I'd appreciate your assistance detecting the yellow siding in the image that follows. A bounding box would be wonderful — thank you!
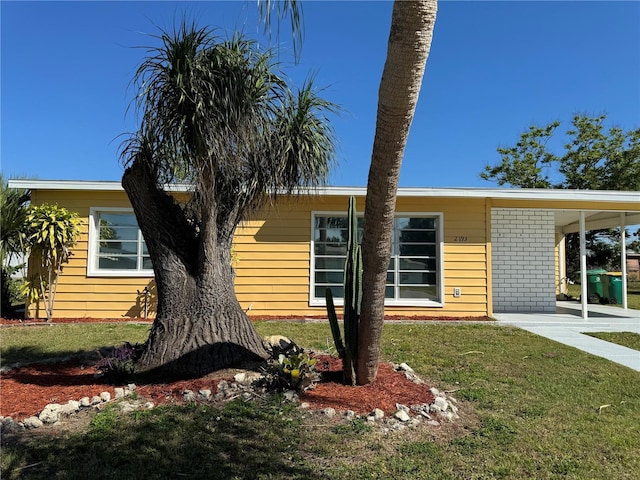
[27,190,492,319]
[27,190,155,319]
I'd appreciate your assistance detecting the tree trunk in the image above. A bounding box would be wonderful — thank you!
[122,161,268,378]
[357,0,437,385]
[138,267,268,378]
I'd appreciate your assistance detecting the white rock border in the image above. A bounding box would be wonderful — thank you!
[0,360,459,434]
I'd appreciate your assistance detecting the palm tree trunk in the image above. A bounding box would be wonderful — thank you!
[357,0,438,385]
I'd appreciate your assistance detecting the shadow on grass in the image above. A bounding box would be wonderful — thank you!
[0,346,101,367]
[2,399,324,480]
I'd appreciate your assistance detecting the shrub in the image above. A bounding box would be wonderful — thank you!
[262,340,318,392]
[22,203,80,321]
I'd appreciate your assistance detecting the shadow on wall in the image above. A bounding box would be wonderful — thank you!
[125,280,157,318]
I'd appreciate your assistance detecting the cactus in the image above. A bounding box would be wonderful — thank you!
[326,196,362,385]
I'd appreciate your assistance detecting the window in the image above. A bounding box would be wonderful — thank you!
[311,212,443,306]
[88,208,153,277]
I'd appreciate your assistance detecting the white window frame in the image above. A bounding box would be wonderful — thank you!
[309,211,444,307]
[87,207,154,277]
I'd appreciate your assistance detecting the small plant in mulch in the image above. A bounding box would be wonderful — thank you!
[96,342,143,383]
[260,338,318,392]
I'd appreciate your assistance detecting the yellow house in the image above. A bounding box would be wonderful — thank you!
[9,180,640,320]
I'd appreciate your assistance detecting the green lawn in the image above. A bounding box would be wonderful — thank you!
[584,332,640,351]
[2,322,639,479]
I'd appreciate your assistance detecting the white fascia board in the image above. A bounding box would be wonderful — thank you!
[7,180,639,205]
[7,179,192,193]
[311,186,639,204]
[8,179,124,191]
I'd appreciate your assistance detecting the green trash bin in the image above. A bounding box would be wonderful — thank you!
[585,269,607,303]
[605,272,623,304]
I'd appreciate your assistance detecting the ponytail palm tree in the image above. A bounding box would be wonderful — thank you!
[121,22,337,377]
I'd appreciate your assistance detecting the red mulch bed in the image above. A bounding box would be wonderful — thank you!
[301,355,434,414]
[1,319,437,421]
[1,355,433,421]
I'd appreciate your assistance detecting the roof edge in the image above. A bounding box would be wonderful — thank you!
[7,180,639,203]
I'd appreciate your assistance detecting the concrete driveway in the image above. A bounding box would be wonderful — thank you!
[495,301,640,371]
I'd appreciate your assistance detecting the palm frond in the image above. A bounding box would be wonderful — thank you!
[121,19,337,233]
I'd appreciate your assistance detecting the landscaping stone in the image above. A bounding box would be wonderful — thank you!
[39,404,63,424]
[120,401,140,414]
[198,389,212,401]
[394,409,411,422]
[4,357,462,437]
[321,407,336,418]
[23,416,44,429]
[283,390,298,402]
[62,400,80,415]
[1,417,24,433]
[370,408,385,420]
[183,390,196,402]
[234,372,261,386]
[432,396,449,412]
[264,335,295,351]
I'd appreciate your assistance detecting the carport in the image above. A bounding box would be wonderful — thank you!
[490,189,640,320]
[556,208,640,319]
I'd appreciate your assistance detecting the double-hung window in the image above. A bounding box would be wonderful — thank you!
[311,212,443,306]
[87,208,153,277]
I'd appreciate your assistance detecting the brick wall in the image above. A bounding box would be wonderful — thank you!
[491,209,556,313]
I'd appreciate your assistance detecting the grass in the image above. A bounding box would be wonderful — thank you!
[0,323,150,366]
[584,332,640,351]
[2,321,640,479]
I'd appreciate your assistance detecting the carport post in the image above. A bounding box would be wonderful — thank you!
[621,213,628,310]
[580,211,588,319]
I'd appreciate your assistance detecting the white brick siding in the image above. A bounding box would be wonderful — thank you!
[492,209,556,313]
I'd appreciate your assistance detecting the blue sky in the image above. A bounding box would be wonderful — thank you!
[2,1,639,188]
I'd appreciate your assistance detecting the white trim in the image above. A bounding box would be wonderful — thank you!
[7,179,192,193]
[620,213,628,310]
[579,212,588,319]
[11,180,124,191]
[309,211,444,308]
[87,207,154,278]
[8,179,639,204]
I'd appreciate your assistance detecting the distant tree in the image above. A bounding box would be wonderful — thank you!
[120,22,337,377]
[481,114,640,277]
[481,114,640,190]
